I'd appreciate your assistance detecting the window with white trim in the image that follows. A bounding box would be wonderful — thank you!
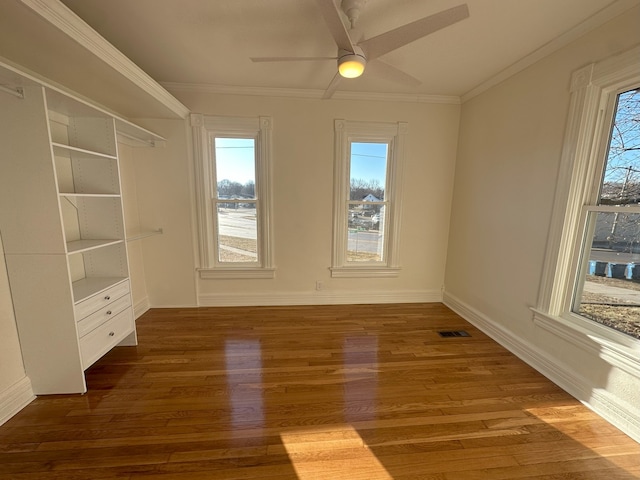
[572,88,640,338]
[331,119,406,278]
[191,114,274,279]
[533,46,640,348]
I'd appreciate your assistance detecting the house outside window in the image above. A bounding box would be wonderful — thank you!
[331,119,407,278]
[191,114,275,279]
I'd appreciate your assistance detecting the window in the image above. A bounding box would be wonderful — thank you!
[214,137,258,263]
[331,119,407,277]
[572,89,640,338]
[191,114,274,279]
[534,46,640,349]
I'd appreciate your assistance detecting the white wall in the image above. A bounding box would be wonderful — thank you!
[152,93,460,306]
[119,142,151,317]
[126,119,199,308]
[0,232,34,425]
[444,7,640,441]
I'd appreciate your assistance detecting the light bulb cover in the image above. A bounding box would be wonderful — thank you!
[338,51,366,78]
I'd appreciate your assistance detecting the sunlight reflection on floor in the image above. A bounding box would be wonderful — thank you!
[280,425,393,480]
[524,405,640,472]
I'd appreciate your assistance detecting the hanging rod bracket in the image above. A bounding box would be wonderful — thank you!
[0,85,24,99]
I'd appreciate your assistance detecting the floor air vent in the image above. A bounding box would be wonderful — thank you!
[438,330,471,338]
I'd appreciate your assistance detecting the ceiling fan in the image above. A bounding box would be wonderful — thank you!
[250,0,470,99]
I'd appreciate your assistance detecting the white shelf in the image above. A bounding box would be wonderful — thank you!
[72,277,128,304]
[59,193,120,198]
[51,142,117,160]
[115,119,166,148]
[126,228,163,242]
[66,239,123,254]
[0,67,160,394]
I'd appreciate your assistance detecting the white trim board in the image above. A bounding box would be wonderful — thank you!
[461,0,640,102]
[163,82,460,105]
[133,297,150,320]
[443,291,640,444]
[19,0,189,119]
[199,289,442,307]
[0,377,35,427]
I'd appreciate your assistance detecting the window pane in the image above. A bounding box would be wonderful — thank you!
[347,228,384,262]
[347,142,387,263]
[347,205,385,262]
[350,142,387,201]
[574,211,640,339]
[217,205,257,263]
[599,89,640,206]
[215,138,256,200]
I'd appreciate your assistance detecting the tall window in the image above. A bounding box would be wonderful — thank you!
[331,120,406,277]
[192,115,274,279]
[348,142,388,262]
[572,89,640,338]
[534,46,640,349]
[214,137,258,264]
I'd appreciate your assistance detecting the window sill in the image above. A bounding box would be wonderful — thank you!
[531,307,640,376]
[198,267,276,280]
[330,266,400,278]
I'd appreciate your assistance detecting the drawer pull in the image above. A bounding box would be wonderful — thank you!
[106,310,112,315]
[108,331,115,337]
[104,295,111,300]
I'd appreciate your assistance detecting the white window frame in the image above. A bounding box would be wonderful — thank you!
[331,119,407,278]
[191,114,275,279]
[532,46,640,369]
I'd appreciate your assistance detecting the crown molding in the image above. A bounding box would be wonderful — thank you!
[161,82,461,105]
[461,0,640,103]
[19,0,190,119]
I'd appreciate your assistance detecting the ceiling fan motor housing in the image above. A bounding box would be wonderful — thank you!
[338,46,367,78]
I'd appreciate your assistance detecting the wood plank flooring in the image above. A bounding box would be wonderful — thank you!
[1,303,638,479]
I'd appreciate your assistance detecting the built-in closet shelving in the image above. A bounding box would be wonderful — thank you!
[0,63,165,395]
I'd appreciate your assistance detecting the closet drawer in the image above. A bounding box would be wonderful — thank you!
[80,308,134,369]
[77,294,131,337]
[74,280,130,320]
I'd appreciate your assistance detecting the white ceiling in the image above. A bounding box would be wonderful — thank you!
[0,0,638,118]
[58,0,638,100]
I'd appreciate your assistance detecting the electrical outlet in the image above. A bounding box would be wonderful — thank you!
[316,281,324,291]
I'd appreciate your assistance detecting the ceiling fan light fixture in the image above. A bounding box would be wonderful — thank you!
[338,49,366,78]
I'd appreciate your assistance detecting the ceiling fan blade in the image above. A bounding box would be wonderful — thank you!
[322,72,342,99]
[251,56,336,62]
[314,0,356,52]
[369,59,421,87]
[360,4,469,60]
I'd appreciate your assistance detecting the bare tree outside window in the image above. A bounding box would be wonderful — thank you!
[600,89,640,207]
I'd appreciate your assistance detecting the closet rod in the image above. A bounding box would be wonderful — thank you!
[0,85,24,99]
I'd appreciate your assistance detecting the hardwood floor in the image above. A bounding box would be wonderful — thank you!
[1,303,638,479]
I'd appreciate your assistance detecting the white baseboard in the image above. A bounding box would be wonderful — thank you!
[199,289,442,307]
[133,296,150,319]
[0,376,35,426]
[443,291,640,444]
